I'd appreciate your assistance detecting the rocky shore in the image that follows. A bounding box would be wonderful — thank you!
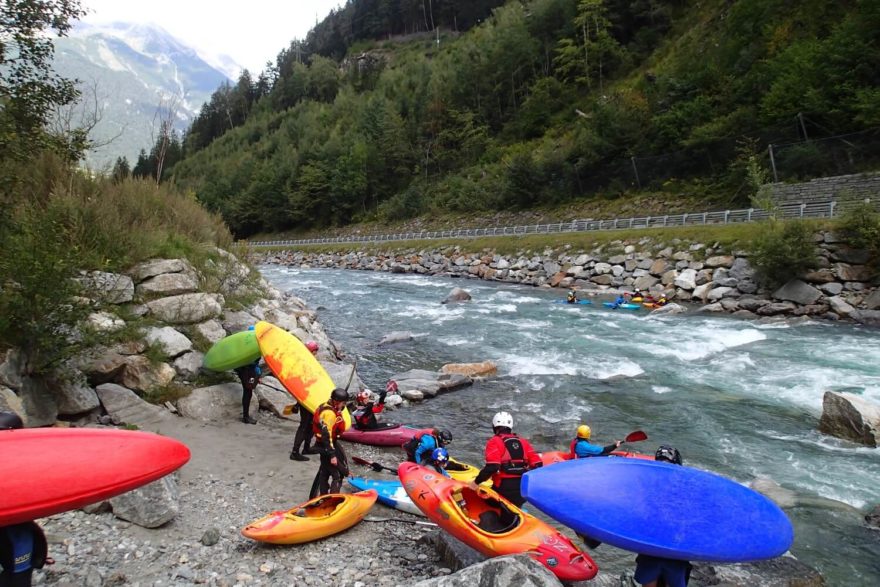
[257,228,880,326]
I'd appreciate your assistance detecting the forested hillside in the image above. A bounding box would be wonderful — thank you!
[165,0,880,237]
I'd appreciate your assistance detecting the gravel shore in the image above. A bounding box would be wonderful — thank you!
[34,415,447,586]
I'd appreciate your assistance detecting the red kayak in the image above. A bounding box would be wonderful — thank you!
[340,424,432,447]
[1,428,190,526]
[540,449,654,466]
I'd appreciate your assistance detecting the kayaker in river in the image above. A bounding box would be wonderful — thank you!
[631,445,691,587]
[309,387,350,498]
[570,424,622,458]
[426,447,469,477]
[472,411,542,507]
[404,428,453,464]
[566,289,577,303]
[289,341,321,461]
[351,381,391,430]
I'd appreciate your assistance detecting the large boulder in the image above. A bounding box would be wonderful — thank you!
[76,270,134,304]
[136,272,199,297]
[412,554,560,587]
[146,293,224,324]
[128,259,193,283]
[440,361,498,378]
[256,376,294,418]
[321,361,364,396]
[818,391,880,447]
[54,372,100,416]
[391,369,472,398]
[95,383,173,426]
[193,320,227,344]
[693,556,824,587]
[221,310,259,334]
[109,474,179,528]
[0,348,26,389]
[172,351,204,379]
[673,268,697,290]
[379,331,415,346]
[143,327,193,358]
[118,356,176,393]
[866,504,880,529]
[0,385,25,424]
[650,303,687,315]
[17,376,58,427]
[176,383,259,423]
[773,279,822,306]
[852,309,880,327]
[442,287,472,304]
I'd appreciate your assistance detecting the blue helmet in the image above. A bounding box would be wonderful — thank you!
[431,447,449,464]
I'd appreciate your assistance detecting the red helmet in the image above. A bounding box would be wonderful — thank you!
[385,380,398,393]
[357,390,371,404]
[305,341,319,354]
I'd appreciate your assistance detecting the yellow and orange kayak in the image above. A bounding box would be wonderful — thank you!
[254,321,352,429]
[241,490,378,544]
[398,463,597,582]
[447,458,492,488]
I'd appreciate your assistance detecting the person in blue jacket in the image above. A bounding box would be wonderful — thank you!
[613,295,627,308]
[569,424,621,458]
[426,447,469,477]
[404,429,453,465]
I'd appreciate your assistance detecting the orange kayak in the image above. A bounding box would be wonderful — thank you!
[241,490,377,544]
[540,449,655,466]
[398,463,597,582]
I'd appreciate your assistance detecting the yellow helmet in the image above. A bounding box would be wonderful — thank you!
[577,424,591,439]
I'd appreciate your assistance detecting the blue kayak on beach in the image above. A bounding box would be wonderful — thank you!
[521,458,793,562]
[347,476,423,516]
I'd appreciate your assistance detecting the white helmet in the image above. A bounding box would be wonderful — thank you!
[492,411,513,429]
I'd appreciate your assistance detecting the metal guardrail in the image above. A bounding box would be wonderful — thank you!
[248,199,864,248]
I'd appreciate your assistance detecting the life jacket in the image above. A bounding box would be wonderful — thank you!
[497,433,528,478]
[354,403,377,429]
[312,403,345,440]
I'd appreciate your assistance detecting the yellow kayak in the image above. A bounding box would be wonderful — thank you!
[241,490,377,544]
[448,458,492,488]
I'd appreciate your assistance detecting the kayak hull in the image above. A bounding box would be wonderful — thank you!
[522,459,793,562]
[255,321,351,429]
[242,490,378,544]
[202,330,261,371]
[347,477,424,516]
[603,302,641,310]
[0,428,190,526]
[398,463,597,582]
[341,425,432,447]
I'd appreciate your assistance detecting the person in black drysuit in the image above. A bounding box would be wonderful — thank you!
[289,341,321,461]
[234,359,260,424]
[0,412,49,587]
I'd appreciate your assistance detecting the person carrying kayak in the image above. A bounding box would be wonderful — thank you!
[426,447,470,477]
[289,341,321,461]
[472,411,542,507]
[234,359,261,424]
[351,380,392,430]
[309,387,350,498]
[632,445,691,587]
[404,428,453,465]
[566,289,578,304]
[0,412,50,587]
[570,424,622,458]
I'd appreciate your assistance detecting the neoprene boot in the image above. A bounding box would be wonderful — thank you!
[289,451,309,461]
[302,445,320,455]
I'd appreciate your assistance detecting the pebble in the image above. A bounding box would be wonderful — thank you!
[37,472,438,586]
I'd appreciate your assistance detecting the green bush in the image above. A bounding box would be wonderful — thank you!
[749,220,818,288]
[838,202,880,252]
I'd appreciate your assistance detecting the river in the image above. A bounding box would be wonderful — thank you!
[261,265,879,585]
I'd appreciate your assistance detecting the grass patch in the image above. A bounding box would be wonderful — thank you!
[143,382,192,405]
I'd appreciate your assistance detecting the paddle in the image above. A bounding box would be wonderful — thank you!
[623,430,647,443]
[352,456,397,474]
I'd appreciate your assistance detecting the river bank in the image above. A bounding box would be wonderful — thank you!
[256,228,880,327]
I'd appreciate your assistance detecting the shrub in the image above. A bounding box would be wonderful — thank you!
[748,219,818,288]
[838,202,880,252]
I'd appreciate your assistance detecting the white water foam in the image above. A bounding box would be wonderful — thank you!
[652,385,673,394]
[645,328,767,361]
[474,303,518,314]
[584,358,645,381]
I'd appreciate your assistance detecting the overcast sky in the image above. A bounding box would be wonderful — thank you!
[79,0,344,74]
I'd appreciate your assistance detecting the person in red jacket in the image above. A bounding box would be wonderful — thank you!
[472,411,542,507]
[351,381,391,430]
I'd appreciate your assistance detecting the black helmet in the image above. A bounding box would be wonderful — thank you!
[330,388,348,402]
[0,411,24,430]
[438,429,453,446]
[655,445,682,465]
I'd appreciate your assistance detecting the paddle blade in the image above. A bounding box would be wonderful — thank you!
[624,430,647,443]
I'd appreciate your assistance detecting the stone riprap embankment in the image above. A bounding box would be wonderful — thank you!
[258,229,880,325]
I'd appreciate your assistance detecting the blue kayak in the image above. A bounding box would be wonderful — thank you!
[347,477,423,516]
[521,459,793,562]
[603,302,640,310]
[554,299,593,305]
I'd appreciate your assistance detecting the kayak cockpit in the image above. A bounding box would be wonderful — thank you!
[293,495,346,519]
[453,488,521,534]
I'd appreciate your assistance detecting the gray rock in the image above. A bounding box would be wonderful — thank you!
[0,348,26,390]
[76,270,134,304]
[193,319,227,344]
[442,287,472,304]
[221,311,259,334]
[773,280,822,306]
[827,296,855,317]
[18,376,58,427]
[697,303,725,313]
[757,302,797,316]
[738,297,770,312]
[851,309,880,327]
[593,262,612,275]
[866,504,880,529]
[95,383,173,426]
[707,286,735,301]
[673,268,697,290]
[200,527,221,546]
[86,311,125,332]
[728,257,755,281]
[705,255,735,268]
[697,556,825,586]
[830,246,871,265]
[648,259,669,276]
[835,263,873,282]
[128,259,191,283]
[109,474,179,528]
[0,386,25,424]
[413,554,561,587]
[736,280,759,294]
[804,269,836,283]
[401,389,424,401]
[650,303,686,315]
[633,275,659,290]
[172,351,204,379]
[256,376,294,418]
[136,272,199,297]
[818,391,880,447]
[54,372,100,416]
[143,327,193,358]
[146,293,224,324]
[863,289,880,310]
[321,361,363,396]
[118,356,176,392]
[379,331,415,346]
[176,383,258,423]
